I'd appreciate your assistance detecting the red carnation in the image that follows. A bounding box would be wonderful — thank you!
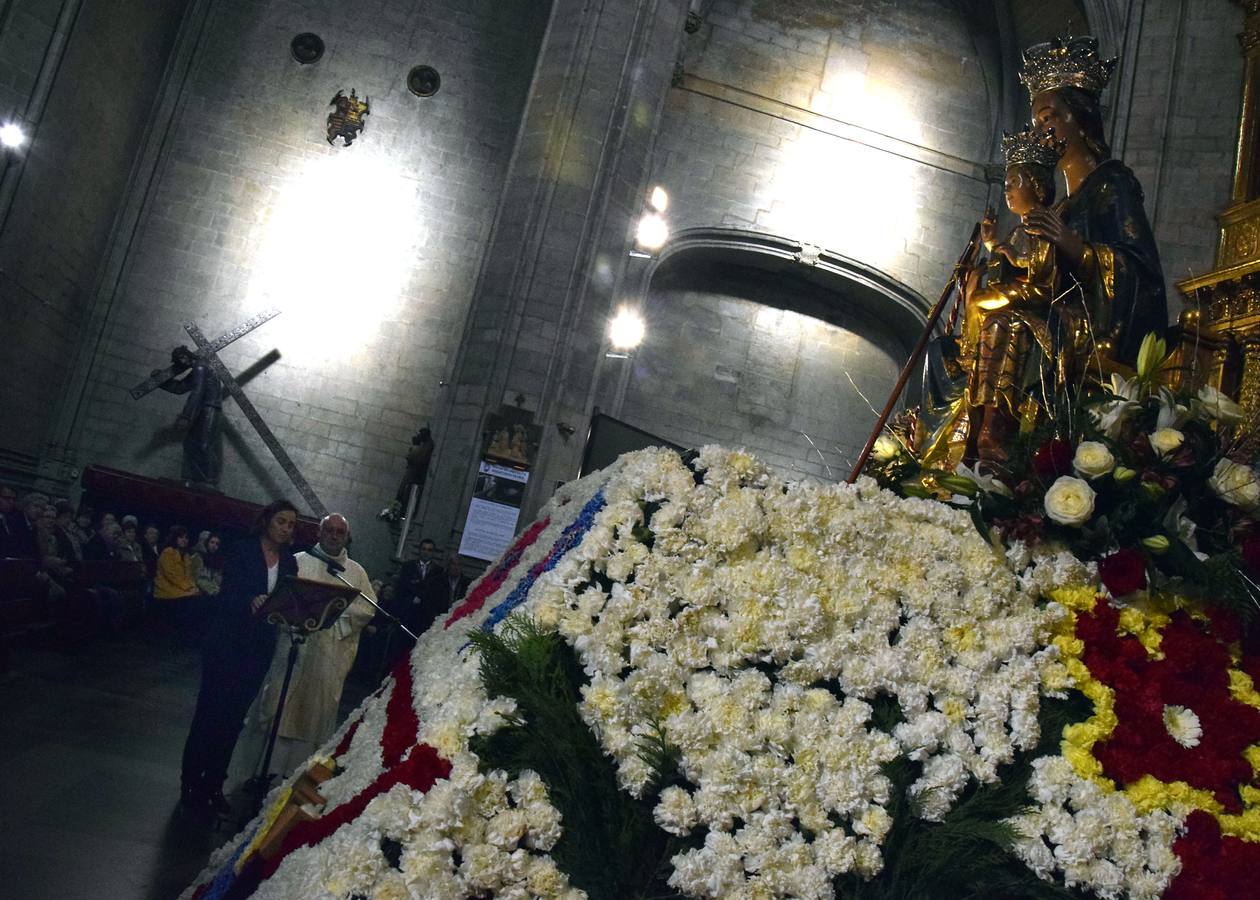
[1032,438,1073,479]
[1098,548,1147,596]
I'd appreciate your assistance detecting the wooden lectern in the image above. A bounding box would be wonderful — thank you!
[247,576,359,794]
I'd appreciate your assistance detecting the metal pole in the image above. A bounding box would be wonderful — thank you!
[847,222,982,484]
[393,483,420,560]
[256,629,302,784]
[327,569,418,642]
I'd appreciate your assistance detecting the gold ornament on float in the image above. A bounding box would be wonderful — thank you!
[326,89,369,146]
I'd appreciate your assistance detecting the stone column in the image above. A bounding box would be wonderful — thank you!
[417,0,689,550]
[1233,0,1260,205]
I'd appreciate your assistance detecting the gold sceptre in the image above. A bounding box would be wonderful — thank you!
[847,221,983,483]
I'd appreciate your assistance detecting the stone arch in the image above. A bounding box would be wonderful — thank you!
[612,227,929,480]
[645,227,929,347]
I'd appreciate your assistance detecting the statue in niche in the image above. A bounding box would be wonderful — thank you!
[925,36,1168,467]
[327,89,369,146]
[380,426,434,522]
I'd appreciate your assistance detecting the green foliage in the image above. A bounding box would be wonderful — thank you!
[835,692,1093,900]
[469,618,685,900]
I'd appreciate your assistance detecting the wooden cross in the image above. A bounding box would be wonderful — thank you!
[128,310,328,517]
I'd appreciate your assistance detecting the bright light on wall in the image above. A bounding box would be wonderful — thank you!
[246,151,423,364]
[648,185,669,212]
[608,306,645,351]
[635,212,669,250]
[772,129,916,272]
[0,123,25,148]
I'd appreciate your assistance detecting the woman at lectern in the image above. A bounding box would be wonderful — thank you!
[179,499,298,816]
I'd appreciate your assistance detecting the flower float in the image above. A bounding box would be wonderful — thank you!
[183,334,1260,899]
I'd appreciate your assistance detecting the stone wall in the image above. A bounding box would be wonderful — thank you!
[5,0,1249,570]
[0,0,189,465]
[651,0,1004,301]
[617,275,904,479]
[54,0,549,571]
[412,0,692,551]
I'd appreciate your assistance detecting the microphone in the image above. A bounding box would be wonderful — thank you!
[306,544,346,574]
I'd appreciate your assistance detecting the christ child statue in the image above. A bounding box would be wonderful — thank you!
[963,126,1065,462]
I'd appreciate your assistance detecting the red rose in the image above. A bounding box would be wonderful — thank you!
[1032,438,1073,479]
[1098,548,1146,596]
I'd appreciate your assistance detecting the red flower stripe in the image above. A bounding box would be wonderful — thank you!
[211,653,446,898]
[258,744,451,883]
[381,657,419,769]
[1166,810,1260,899]
[331,716,361,759]
[1076,605,1260,811]
[444,517,550,628]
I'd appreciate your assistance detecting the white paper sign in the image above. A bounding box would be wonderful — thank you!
[458,461,530,561]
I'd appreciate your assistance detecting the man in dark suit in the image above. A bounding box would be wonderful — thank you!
[5,492,45,560]
[443,553,471,607]
[394,537,447,638]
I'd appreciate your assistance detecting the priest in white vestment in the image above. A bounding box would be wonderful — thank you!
[235,513,376,780]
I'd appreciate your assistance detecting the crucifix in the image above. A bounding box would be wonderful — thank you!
[129,309,328,518]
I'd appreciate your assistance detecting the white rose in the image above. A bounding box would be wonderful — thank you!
[1197,385,1244,425]
[1208,458,1260,510]
[1072,441,1115,479]
[872,434,900,462]
[1148,428,1184,458]
[1044,476,1096,527]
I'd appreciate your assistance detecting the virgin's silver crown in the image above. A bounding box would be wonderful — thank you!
[1019,36,1116,97]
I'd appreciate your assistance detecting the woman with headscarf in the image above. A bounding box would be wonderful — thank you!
[190,531,225,597]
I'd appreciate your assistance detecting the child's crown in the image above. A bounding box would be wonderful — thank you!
[1001,127,1065,171]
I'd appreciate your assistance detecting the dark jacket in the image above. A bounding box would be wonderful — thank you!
[395,559,449,635]
[209,537,296,660]
[444,573,471,605]
[3,511,40,560]
[82,534,120,561]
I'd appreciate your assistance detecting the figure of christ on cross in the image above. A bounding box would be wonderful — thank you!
[129,310,328,518]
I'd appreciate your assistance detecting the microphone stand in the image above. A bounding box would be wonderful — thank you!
[309,548,419,641]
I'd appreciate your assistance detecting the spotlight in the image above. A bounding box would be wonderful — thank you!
[648,185,669,212]
[608,306,645,351]
[0,123,25,148]
[635,212,668,251]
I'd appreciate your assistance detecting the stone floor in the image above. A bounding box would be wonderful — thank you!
[0,627,378,899]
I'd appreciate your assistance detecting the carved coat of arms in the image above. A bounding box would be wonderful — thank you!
[326,89,369,146]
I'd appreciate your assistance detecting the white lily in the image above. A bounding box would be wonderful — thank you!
[1154,387,1188,431]
[1196,385,1245,425]
[1091,373,1141,439]
[954,461,1014,498]
[1162,497,1207,561]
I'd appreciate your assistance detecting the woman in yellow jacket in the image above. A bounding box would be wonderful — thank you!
[155,525,200,644]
